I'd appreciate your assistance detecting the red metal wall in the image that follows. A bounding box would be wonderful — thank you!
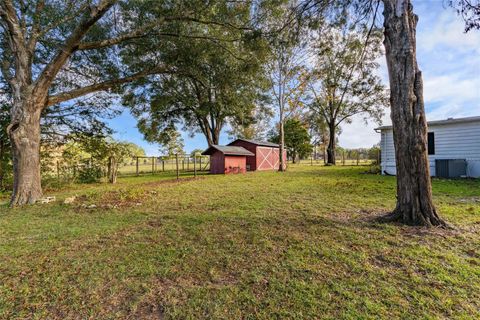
[256,146,280,171]
[227,140,287,171]
[209,151,225,174]
[224,155,247,174]
[228,140,257,171]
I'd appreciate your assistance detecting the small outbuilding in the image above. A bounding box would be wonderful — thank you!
[227,139,287,171]
[202,145,254,174]
[376,116,480,178]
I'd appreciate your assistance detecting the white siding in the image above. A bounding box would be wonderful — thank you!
[380,120,480,178]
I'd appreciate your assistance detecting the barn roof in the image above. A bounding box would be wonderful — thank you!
[228,138,280,148]
[201,145,255,156]
[375,116,480,131]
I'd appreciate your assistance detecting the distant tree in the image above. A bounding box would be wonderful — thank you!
[158,128,185,158]
[76,136,139,184]
[368,144,381,163]
[264,2,312,171]
[303,110,331,163]
[270,118,312,163]
[308,24,388,165]
[190,149,204,158]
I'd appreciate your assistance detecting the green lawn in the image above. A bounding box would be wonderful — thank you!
[0,165,479,319]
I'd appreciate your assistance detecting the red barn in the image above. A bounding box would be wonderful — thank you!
[227,139,286,171]
[202,145,254,174]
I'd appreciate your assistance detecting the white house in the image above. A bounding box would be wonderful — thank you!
[376,116,480,178]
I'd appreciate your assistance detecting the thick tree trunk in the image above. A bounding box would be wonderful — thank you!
[327,122,336,165]
[382,0,446,226]
[8,97,43,206]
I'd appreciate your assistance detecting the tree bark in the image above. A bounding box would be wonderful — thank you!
[0,138,4,190]
[278,99,286,171]
[382,0,446,226]
[8,95,44,206]
[108,156,117,184]
[327,122,336,165]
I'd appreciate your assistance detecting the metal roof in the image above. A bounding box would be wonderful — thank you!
[201,145,255,156]
[228,138,280,148]
[375,116,480,131]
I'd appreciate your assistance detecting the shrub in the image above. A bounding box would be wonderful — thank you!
[77,164,103,183]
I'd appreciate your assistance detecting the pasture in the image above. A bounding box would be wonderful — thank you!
[0,165,479,319]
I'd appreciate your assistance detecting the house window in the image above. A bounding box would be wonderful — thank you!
[428,132,435,155]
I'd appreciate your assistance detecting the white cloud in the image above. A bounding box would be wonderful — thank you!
[416,7,480,54]
[424,74,480,106]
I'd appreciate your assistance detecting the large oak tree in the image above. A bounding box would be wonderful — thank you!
[0,0,255,205]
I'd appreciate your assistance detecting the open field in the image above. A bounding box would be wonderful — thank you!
[0,165,479,319]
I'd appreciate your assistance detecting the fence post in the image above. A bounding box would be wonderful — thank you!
[136,157,139,176]
[151,156,155,174]
[199,157,202,171]
[187,157,190,171]
[342,152,345,165]
[182,159,185,171]
[377,149,381,165]
[176,154,179,180]
[193,156,197,178]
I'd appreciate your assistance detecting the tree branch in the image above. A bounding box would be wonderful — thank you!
[46,66,174,107]
[0,0,30,83]
[35,0,117,94]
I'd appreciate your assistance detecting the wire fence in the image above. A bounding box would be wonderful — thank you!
[299,149,381,166]
[45,154,210,185]
[117,155,210,177]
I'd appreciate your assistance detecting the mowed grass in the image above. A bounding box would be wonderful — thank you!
[0,165,479,319]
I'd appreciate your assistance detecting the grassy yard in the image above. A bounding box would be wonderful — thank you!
[0,165,479,319]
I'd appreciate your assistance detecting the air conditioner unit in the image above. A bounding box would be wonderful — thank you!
[435,159,467,178]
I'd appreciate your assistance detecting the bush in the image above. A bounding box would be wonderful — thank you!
[77,165,103,183]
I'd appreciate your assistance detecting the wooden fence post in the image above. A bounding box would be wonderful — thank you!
[187,157,190,171]
[136,157,139,176]
[152,156,155,174]
[193,156,197,178]
[199,157,202,171]
[162,159,165,172]
[176,154,179,180]
[342,152,345,165]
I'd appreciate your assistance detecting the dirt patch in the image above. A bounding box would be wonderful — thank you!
[142,177,205,188]
[73,190,153,211]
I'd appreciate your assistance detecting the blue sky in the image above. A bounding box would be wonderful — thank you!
[107,1,480,155]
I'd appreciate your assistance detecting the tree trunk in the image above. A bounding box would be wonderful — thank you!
[278,113,285,172]
[327,122,336,165]
[382,0,446,226]
[8,98,43,206]
[0,138,4,190]
[108,156,117,184]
